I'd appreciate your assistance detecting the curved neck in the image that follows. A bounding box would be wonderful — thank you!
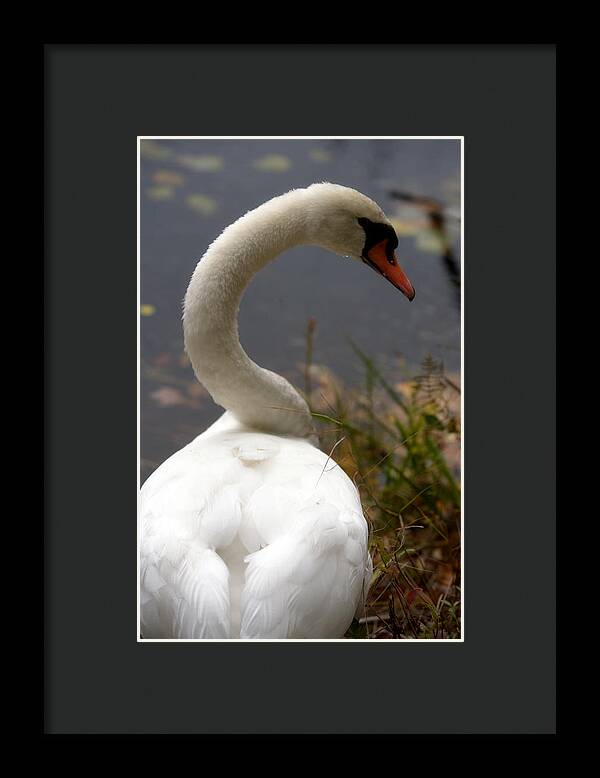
[183,188,317,440]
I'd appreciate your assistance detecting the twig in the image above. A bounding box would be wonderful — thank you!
[315,436,346,488]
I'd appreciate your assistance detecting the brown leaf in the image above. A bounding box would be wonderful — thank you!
[150,387,186,407]
[152,169,185,187]
[151,353,172,367]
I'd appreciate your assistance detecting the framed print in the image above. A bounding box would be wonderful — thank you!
[44,44,555,735]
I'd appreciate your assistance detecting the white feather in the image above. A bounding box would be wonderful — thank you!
[141,416,372,638]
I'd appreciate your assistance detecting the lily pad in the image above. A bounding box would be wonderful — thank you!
[152,169,185,186]
[146,186,174,201]
[253,154,292,172]
[309,149,331,162]
[140,140,173,161]
[389,218,420,237]
[176,154,223,172]
[416,232,446,254]
[185,194,218,215]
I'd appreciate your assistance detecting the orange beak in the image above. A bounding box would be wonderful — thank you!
[363,239,415,301]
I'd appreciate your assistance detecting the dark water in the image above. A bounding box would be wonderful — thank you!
[140,138,461,480]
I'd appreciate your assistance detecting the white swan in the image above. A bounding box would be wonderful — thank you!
[140,182,415,639]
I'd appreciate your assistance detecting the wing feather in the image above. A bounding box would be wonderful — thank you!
[140,418,372,639]
[240,500,368,638]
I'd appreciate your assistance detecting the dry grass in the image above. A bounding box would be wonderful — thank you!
[302,327,461,640]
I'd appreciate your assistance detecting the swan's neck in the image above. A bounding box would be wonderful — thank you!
[183,188,317,440]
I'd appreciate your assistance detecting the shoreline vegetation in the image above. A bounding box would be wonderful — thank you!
[303,321,462,640]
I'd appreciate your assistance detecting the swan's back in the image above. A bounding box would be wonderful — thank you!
[140,414,372,639]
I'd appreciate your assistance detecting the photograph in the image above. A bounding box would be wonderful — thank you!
[138,136,463,641]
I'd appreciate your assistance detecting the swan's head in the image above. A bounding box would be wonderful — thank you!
[303,182,415,301]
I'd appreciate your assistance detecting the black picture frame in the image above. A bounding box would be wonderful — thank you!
[44,43,556,735]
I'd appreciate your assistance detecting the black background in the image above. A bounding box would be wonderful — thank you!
[44,44,556,734]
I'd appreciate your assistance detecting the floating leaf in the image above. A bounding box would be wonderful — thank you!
[416,231,445,254]
[140,140,173,161]
[176,154,223,172]
[151,353,171,367]
[152,169,185,186]
[140,304,156,316]
[185,194,218,215]
[150,387,186,407]
[146,186,174,201]
[309,148,331,162]
[253,154,292,172]
[389,218,420,237]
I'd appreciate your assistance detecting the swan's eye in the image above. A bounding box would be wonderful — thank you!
[357,217,398,264]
